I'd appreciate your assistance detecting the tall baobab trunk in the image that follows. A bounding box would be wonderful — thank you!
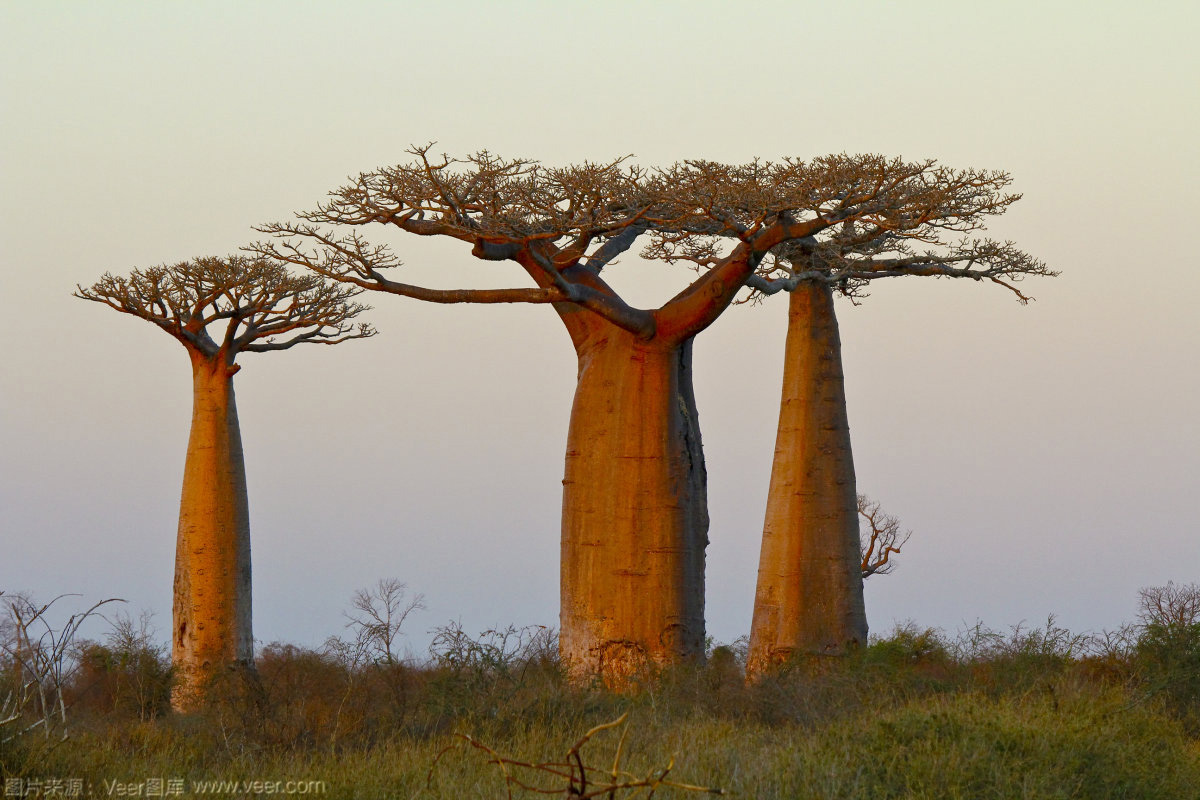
[559,324,708,684]
[746,283,866,678]
[171,351,254,710]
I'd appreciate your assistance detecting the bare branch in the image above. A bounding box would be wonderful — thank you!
[859,494,912,579]
[342,578,425,667]
[2,593,123,744]
[639,156,1053,312]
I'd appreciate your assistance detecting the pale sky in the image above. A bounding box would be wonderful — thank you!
[2,1,1198,655]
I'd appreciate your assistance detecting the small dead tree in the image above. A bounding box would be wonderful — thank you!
[1,592,120,744]
[344,578,425,667]
[76,255,374,710]
[858,494,912,579]
[323,579,424,735]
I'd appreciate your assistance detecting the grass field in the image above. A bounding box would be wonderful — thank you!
[4,596,1200,798]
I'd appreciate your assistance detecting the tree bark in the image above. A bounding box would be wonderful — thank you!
[171,351,254,711]
[558,324,708,685]
[746,283,866,678]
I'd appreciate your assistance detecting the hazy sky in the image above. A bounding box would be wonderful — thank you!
[3,1,1198,655]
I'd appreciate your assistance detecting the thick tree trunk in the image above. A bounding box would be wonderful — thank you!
[559,326,708,685]
[746,284,866,678]
[171,352,254,711]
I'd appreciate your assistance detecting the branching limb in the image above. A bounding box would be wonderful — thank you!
[518,245,656,337]
[859,494,912,579]
[582,223,649,273]
[252,224,565,304]
[252,149,1051,345]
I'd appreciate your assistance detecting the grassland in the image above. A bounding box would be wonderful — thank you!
[4,603,1200,798]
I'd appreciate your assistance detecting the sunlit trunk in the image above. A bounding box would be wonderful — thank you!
[171,352,253,711]
[746,284,866,678]
[559,326,708,685]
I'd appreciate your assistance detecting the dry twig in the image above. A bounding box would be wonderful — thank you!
[429,712,724,797]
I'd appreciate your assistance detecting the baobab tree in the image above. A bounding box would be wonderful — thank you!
[256,148,1032,683]
[739,165,1053,677]
[76,255,373,709]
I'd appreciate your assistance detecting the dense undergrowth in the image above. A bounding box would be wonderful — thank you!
[3,584,1199,798]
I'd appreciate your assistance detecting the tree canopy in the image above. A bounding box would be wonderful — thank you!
[646,155,1055,302]
[76,254,375,367]
[252,148,1053,335]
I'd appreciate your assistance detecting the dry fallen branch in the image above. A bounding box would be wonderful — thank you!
[429,712,724,798]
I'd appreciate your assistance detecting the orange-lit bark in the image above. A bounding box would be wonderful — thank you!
[171,350,253,711]
[255,151,1048,688]
[746,284,866,678]
[558,322,708,685]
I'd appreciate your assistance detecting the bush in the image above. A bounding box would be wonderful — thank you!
[1134,582,1200,731]
[70,611,172,721]
[19,582,1200,796]
[424,622,566,726]
[776,686,1200,799]
[951,615,1092,693]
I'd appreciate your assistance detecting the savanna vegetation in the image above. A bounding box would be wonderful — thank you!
[3,583,1199,798]
[19,149,1184,797]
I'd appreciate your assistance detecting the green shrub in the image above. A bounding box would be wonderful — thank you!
[1134,582,1200,731]
[771,686,1200,799]
[20,585,1200,796]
